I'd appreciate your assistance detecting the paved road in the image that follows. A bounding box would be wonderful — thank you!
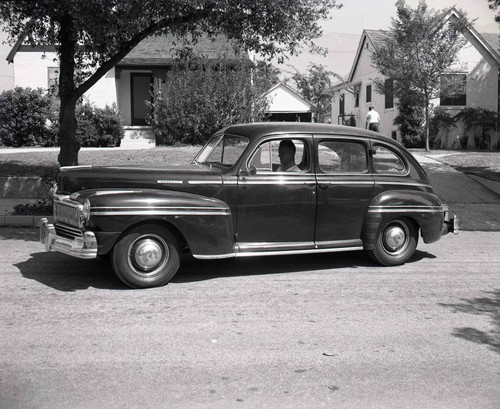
[1,228,499,409]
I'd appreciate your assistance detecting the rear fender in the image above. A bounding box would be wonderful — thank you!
[362,190,445,249]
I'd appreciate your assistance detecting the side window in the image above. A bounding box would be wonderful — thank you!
[372,145,406,174]
[248,139,307,173]
[318,141,367,173]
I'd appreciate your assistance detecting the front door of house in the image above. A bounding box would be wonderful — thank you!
[131,73,153,125]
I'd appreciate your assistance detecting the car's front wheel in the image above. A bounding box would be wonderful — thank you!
[368,217,418,266]
[111,224,180,288]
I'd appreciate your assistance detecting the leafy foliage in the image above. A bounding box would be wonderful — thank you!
[488,0,500,23]
[0,87,56,147]
[75,103,124,147]
[147,60,268,145]
[455,107,498,149]
[429,107,457,148]
[393,90,425,148]
[0,0,340,166]
[291,64,341,123]
[371,0,470,150]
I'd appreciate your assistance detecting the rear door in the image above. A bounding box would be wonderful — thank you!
[314,136,374,247]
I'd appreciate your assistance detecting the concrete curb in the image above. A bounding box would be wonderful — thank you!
[0,215,54,227]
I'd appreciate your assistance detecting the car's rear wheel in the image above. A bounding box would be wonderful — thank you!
[368,217,418,266]
[111,224,180,288]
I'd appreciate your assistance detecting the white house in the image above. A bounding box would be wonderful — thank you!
[332,8,500,149]
[6,33,252,147]
[262,82,315,122]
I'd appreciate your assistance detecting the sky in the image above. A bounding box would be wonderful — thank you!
[277,0,500,78]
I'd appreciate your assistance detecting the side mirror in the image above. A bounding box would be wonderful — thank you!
[249,165,257,175]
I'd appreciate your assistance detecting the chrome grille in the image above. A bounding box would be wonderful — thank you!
[54,201,81,227]
[55,223,83,241]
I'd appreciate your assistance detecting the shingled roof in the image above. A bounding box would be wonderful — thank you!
[118,33,251,67]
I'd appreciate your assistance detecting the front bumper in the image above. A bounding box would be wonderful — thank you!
[39,218,98,259]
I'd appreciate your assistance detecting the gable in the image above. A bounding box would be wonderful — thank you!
[264,83,314,113]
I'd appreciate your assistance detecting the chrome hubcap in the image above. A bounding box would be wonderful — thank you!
[383,224,408,254]
[129,235,169,275]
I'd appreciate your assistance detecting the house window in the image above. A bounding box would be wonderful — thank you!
[366,84,372,103]
[339,94,345,116]
[354,84,361,107]
[391,130,397,140]
[47,67,59,92]
[440,73,466,106]
[384,78,394,109]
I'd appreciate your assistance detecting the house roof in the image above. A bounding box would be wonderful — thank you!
[117,33,252,67]
[262,82,315,113]
[6,30,252,66]
[346,8,500,84]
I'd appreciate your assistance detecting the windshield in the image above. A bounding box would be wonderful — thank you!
[194,134,249,168]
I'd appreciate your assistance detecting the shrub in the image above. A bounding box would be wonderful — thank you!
[0,87,56,147]
[394,91,425,148]
[455,107,498,149]
[75,102,123,147]
[148,59,268,146]
[429,107,456,148]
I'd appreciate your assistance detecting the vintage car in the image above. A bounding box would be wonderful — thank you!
[40,123,457,288]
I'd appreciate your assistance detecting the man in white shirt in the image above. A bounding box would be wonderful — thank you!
[366,106,380,132]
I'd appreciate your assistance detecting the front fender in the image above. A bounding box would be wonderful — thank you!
[362,190,445,249]
[77,188,234,257]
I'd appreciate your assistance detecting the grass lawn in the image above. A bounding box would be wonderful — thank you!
[1,146,499,184]
[418,150,500,183]
[0,146,201,177]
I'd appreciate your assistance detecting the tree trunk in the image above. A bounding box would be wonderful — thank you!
[57,11,80,167]
[424,97,430,151]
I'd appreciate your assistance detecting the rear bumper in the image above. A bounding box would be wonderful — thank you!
[442,206,458,235]
[39,218,98,259]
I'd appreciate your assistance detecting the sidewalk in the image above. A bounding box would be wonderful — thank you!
[413,154,500,231]
[1,153,500,230]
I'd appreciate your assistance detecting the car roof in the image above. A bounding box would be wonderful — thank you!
[220,122,402,147]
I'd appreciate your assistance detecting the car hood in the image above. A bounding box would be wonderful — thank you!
[57,164,224,197]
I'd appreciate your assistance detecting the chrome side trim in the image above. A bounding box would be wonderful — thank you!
[192,253,236,260]
[238,180,316,185]
[237,241,314,251]
[368,205,443,213]
[375,181,432,188]
[187,180,222,185]
[235,246,364,257]
[192,245,365,259]
[90,209,230,216]
[316,181,374,185]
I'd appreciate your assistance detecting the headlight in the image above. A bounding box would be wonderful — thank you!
[82,199,91,221]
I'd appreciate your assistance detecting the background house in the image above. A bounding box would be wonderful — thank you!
[6,33,252,147]
[331,8,500,148]
[262,82,315,122]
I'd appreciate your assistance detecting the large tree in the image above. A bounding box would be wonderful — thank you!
[488,0,500,23]
[291,63,342,123]
[371,0,469,150]
[0,0,340,166]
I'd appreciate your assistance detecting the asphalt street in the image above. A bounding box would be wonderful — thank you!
[1,228,499,409]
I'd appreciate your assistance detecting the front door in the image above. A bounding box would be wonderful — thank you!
[314,137,374,247]
[131,73,153,125]
[236,136,316,253]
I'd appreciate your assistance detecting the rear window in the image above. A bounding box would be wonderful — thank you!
[372,145,406,174]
